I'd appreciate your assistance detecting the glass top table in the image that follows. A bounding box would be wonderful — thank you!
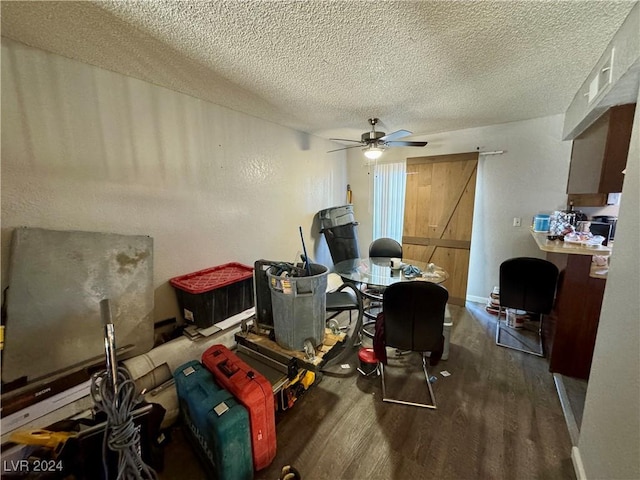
[333,257,448,288]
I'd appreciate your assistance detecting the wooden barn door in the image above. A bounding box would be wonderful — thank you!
[402,152,479,306]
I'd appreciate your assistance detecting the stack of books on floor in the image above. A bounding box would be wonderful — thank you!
[485,287,531,328]
[485,286,503,317]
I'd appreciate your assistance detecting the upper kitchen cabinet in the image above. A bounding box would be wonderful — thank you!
[567,103,636,196]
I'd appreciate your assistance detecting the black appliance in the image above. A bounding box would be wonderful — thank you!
[562,207,587,225]
[592,215,618,240]
[589,222,612,245]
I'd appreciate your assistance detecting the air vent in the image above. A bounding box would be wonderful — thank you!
[588,48,615,104]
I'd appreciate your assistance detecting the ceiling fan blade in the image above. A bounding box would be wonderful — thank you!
[379,129,412,142]
[329,138,364,144]
[327,144,366,153]
[385,140,428,147]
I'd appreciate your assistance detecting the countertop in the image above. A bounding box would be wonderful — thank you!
[530,230,611,256]
[530,230,609,279]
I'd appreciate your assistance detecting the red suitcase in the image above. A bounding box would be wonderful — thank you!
[202,344,276,470]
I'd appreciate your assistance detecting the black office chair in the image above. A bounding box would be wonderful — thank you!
[325,274,363,330]
[362,237,404,340]
[495,257,559,356]
[374,281,449,409]
[364,238,403,304]
[369,237,403,258]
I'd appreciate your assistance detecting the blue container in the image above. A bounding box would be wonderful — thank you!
[533,214,550,232]
[174,360,253,480]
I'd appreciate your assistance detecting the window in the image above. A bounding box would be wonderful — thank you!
[372,161,406,242]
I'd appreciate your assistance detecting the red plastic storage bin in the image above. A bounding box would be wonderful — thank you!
[170,262,254,328]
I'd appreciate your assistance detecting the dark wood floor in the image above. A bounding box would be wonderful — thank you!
[160,303,575,480]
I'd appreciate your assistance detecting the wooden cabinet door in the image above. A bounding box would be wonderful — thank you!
[402,152,478,305]
[567,111,609,194]
[599,103,635,192]
[567,103,635,195]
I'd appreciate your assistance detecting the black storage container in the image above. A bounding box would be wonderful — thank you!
[253,259,280,329]
[170,263,254,328]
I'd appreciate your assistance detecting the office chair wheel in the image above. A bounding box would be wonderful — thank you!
[303,339,316,361]
[279,465,301,480]
[327,318,340,335]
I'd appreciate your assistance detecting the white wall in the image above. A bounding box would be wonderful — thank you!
[576,84,640,480]
[347,115,573,300]
[563,3,639,140]
[1,39,347,323]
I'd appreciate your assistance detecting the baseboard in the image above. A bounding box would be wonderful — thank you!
[466,295,487,305]
[553,373,581,446]
[572,446,586,480]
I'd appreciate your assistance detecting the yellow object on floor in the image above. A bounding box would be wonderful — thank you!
[10,429,76,457]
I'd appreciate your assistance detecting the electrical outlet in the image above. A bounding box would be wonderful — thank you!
[513,217,521,227]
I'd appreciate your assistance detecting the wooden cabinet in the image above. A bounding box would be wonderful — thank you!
[546,252,605,380]
[529,233,609,380]
[567,103,635,197]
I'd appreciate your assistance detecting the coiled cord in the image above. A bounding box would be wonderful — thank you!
[90,367,158,480]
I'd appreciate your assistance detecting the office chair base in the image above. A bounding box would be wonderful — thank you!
[380,353,437,409]
[357,367,380,377]
[495,308,544,357]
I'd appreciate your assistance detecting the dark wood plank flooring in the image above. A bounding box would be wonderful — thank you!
[160,303,575,480]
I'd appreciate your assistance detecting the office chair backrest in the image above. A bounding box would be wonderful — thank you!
[382,281,449,352]
[499,257,559,315]
[369,238,403,258]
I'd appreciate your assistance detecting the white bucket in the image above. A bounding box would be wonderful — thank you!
[506,308,527,329]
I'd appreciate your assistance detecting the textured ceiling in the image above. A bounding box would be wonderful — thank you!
[1,1,637,142]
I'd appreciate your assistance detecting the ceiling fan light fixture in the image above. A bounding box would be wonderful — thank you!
[363,145,384,160]
[328,118,425,156]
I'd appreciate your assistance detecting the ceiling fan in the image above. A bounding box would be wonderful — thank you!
[328,118,428,160]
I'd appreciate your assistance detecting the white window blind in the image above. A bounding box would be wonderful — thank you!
[372,161,406,243]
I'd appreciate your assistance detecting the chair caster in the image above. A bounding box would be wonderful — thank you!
[303,339,316,361]
[327,318,340,335]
